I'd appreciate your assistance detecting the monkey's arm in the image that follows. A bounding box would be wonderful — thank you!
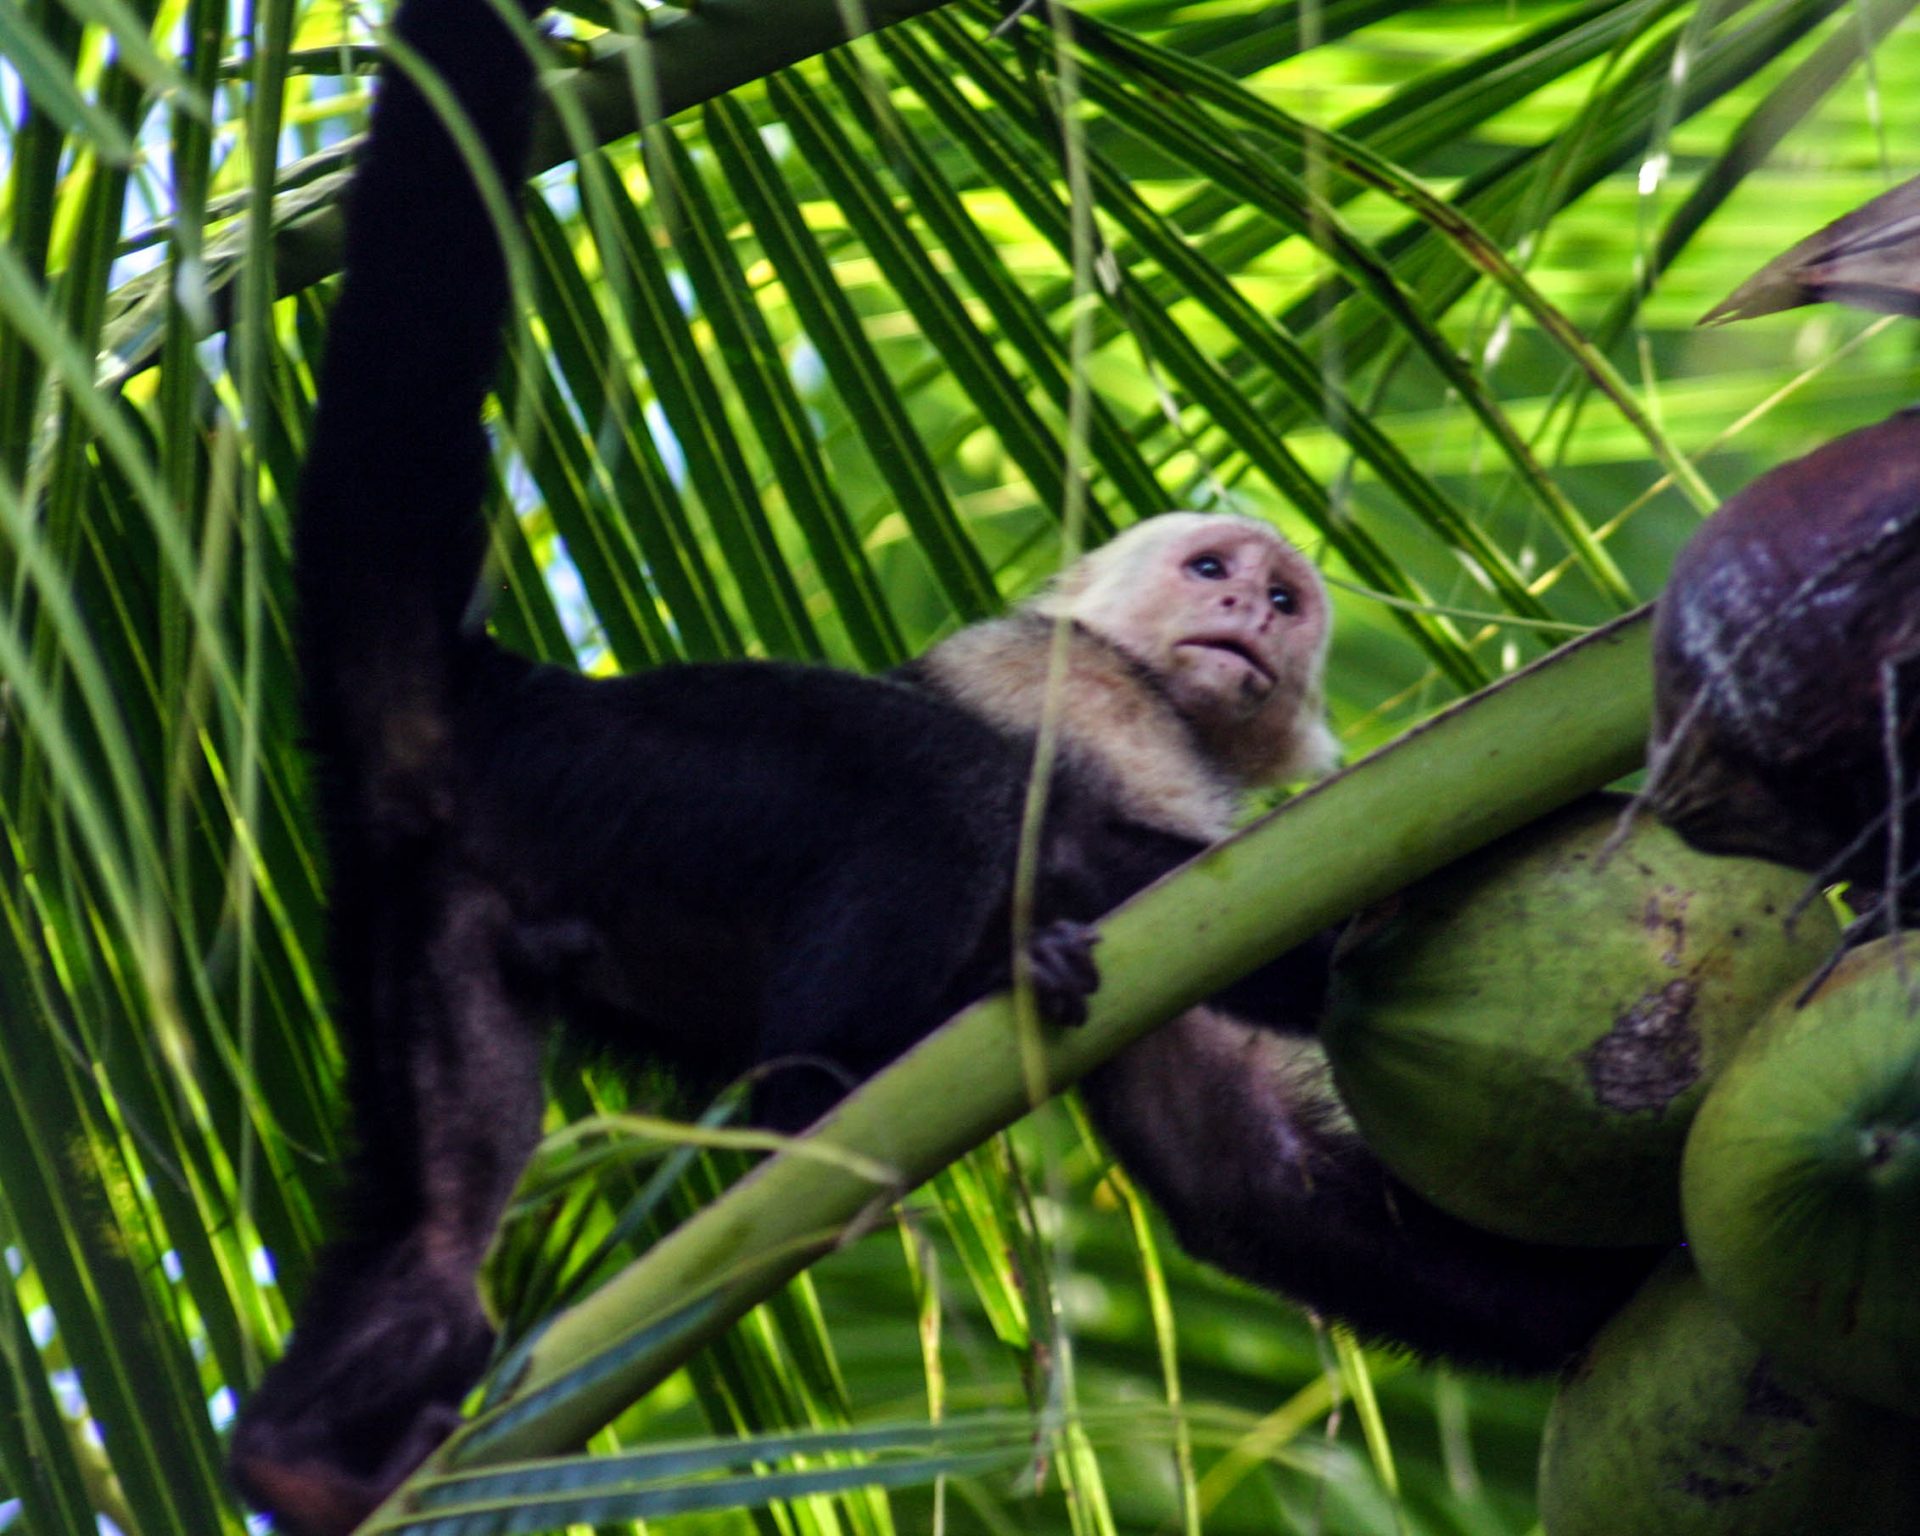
[1200,926,1339,1032]
[1082,1011,1661,1372]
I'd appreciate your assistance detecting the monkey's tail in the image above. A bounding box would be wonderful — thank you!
[294,0,538,840]
[287,0,545,1306]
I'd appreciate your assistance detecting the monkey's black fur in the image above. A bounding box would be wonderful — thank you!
[231,6,1654,1531]
[1082,1017,1660,1372]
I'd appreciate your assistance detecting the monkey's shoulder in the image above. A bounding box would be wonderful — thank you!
[910,612,1238,840]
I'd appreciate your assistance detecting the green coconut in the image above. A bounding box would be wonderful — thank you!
[1539,1256,1920,1536]
[1681,933,1920,1416]
[1323,793,1838,1246]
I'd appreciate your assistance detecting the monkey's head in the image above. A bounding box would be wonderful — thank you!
[1036,512,1338,786]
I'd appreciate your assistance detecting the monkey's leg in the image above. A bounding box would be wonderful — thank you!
[230,866,545,1536]
[1083,1010,1660,1373]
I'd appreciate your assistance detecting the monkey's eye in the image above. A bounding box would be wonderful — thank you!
[1269,584,1298,614]
[1187,553,1228,580]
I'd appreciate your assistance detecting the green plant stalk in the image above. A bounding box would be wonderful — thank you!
[103,0,966,388]
[366,606,1655,1527]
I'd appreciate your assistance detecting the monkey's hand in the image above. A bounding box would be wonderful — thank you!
[1025,919,1101,1027]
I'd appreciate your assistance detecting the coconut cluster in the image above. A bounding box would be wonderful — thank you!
[1323,794,1836,1248]
[1320,791,1919,1533]
[1316,389,1920,1530]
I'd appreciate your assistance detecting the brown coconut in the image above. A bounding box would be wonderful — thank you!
[1649,411,1920,903]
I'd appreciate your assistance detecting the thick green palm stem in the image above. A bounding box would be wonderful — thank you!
[533,0,966,166]
[373,607,1655,1529]
[107,0,964,389]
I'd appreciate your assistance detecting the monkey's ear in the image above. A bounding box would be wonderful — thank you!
[1030,557,1100,618]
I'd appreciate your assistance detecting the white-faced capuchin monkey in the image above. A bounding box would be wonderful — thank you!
[228,5,1658,1532]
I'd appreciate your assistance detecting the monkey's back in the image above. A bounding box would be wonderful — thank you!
[447,643,1052,1099]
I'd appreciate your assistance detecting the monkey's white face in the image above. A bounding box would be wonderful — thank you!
[1153,521,1322,720]
[1049,513,1336,784]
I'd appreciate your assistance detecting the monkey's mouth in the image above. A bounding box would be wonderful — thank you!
[1179,638,1274,685]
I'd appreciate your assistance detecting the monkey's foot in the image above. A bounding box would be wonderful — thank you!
[230,1401,459,1536]
[229,1255,494,1536]
[1028,919,1101,1027]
